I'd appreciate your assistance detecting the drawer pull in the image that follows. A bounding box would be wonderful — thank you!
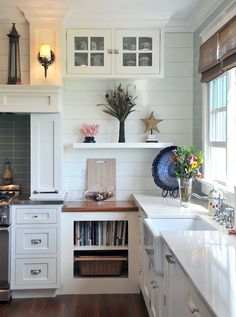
[31,239,42,245]
[30,269,41,275]
[114,49,119,54]
[32,215,38,218]
[165,254,176,264]
[33,190,58,194]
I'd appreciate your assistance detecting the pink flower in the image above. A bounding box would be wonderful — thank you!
[190,156,196,164]
[195,171,202,180]
[80,123,99,137]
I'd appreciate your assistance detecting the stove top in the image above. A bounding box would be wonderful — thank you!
[0,184,20,209]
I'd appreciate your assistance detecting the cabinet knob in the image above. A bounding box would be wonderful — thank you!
[31,239,42,245]
[191,307,199,314]
[151,280,158,289]
[165,254,176,264]
[33,215,38,218]
[30,269,41,275]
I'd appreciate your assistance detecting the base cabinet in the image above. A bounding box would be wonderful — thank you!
[138,208,164,317]
[59,211,139,294]
[164,244,215,317]
[10,205,61,291]
[138,206,214,317]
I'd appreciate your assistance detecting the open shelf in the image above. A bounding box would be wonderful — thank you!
[73,142,172,149]
[74,220,128,247]
[73,220,129,278]
[74,249,128,278]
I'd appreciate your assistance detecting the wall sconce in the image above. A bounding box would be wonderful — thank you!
[7,23,21,84]
[38,44,55,78]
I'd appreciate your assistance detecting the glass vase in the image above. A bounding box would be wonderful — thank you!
[178,178,192,207]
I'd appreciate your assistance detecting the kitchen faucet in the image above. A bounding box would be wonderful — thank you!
[191,193,209,200]
[192,192,235,229]
[223,207,235,229]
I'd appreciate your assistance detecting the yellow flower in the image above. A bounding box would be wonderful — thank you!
[191,161,198,169]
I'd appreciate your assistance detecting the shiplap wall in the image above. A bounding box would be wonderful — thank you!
[0,22,30,84]
[63,32,193,200]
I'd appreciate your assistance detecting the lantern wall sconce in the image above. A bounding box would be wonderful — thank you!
[7,23,21,84]
[38,44,55,78]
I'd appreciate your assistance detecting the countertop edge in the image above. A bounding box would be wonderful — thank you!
[62,200,139,212]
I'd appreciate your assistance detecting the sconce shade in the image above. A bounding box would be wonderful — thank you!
[7,23,21,84]
[38,44,55,78]
[39,44,51,59]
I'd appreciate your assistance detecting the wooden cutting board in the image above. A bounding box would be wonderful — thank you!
[87,158,116,199]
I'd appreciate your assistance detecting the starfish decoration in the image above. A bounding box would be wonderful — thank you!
[141,111,163,133]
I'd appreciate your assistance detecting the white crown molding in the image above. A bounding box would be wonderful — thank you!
[0,7,26,23]
[64,13,171,28]
[19,7,68,24]
[165,19,196,33]
[188,0,225,30]
[200,0,236,41]
[166,0,225,33]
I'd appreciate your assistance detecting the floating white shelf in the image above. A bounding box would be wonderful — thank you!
[73,142,172,149]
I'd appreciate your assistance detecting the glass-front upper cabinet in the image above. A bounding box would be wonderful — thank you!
[115,29,160,74]
[67,29,112,74]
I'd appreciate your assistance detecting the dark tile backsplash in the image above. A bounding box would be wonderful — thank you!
[0,114,30,196]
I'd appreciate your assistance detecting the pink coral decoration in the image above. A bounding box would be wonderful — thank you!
[80,123,99,137]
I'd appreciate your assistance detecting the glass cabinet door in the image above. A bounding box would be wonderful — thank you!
[115,29,160,74]
[67,30,112,74]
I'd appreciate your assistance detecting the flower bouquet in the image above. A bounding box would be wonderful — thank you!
[172,146,204,206]
[97,83,137,142]
[80,123,99,143]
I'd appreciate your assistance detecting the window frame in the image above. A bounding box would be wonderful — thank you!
[203,68,235,193]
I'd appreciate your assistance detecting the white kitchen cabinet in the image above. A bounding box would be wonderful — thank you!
[115,29,160,74]
[66,28,163,77]
[10,205,61,291]
[67,29,112,74]
[138,207,164,317]
[59,210,139,294]
[30,114,63,200]
[164,244,214,317]
[138,208,151,303]
[150,262,164,317]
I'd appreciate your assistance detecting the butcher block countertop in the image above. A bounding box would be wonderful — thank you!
[62,200,138,212]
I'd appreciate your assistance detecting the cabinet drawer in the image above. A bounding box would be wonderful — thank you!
[186,286,213,317]
[15,207,57,224]
[15,228,57,254]
[15,258,57,286]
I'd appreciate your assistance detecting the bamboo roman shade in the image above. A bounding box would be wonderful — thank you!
[199,16,236,83]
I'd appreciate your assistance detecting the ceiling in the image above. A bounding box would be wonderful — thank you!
[0,0,224,30]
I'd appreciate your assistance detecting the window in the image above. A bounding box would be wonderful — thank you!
[205,69,236,189]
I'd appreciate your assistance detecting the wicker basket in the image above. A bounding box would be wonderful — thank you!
[74,255,127,276]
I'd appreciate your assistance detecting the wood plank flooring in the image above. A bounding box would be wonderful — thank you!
[0,294,149,317]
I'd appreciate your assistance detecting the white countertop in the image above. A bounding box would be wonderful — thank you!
[133,193,236,317]
[162,231,236,317]
[133,193,209,217]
